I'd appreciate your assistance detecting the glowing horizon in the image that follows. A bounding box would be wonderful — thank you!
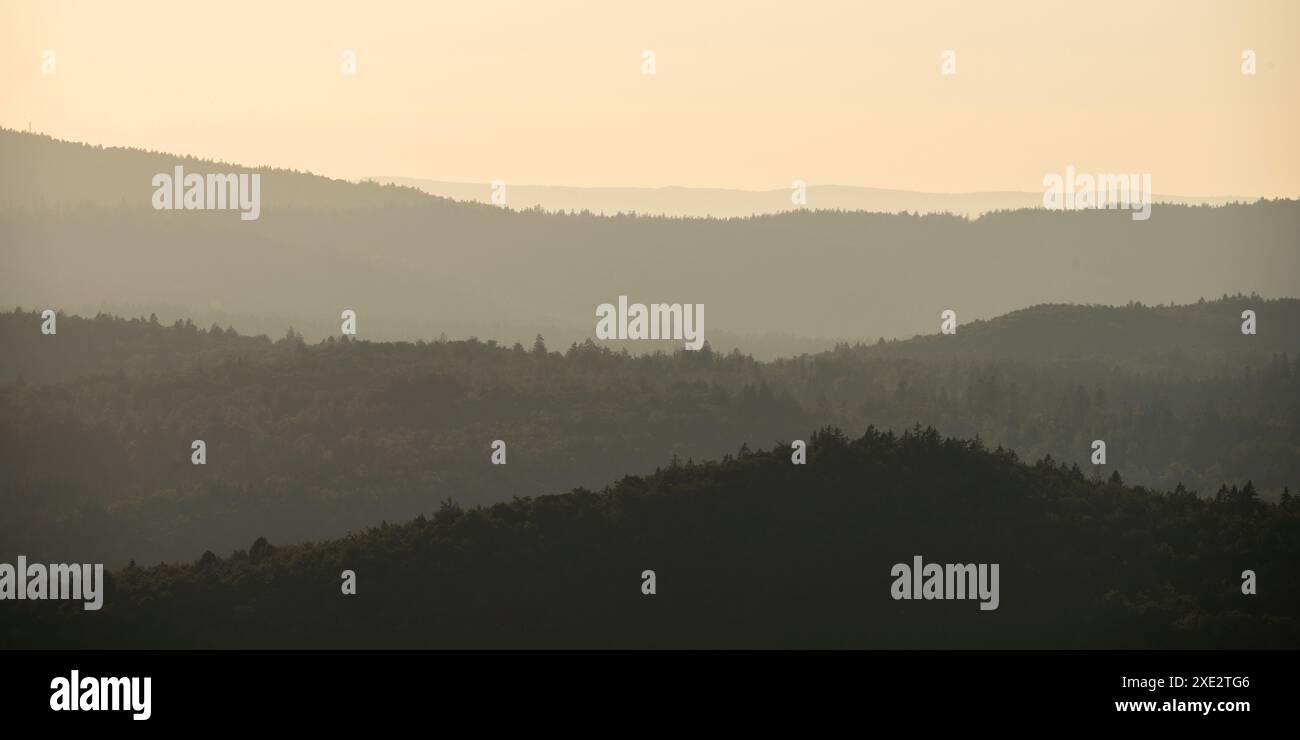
[2,0,1297,197]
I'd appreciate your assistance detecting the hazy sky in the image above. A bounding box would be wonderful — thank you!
[2,0,1297,196]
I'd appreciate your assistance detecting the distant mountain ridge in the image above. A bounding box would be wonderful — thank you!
[0,129,1258,218]
[374,176,1253,219]
[3,129,1297,361]
[0,129,437,210]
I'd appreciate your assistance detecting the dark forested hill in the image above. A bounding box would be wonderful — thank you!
[0,311,807,565]
[4,427,1296,649]
[1,297,1297,567]
[3,129,1298,357]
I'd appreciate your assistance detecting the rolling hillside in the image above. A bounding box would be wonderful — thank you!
[1,297,1296,567]
[3,129,1298,358]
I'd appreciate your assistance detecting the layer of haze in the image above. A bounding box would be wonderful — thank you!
[2,0,1298,198]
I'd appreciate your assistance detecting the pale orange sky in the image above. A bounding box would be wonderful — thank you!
[2,0,1297,196]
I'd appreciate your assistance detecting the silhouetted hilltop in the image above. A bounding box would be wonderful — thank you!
[4,427,1295,649]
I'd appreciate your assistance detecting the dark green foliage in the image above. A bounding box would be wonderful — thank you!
[3,427,1294,649]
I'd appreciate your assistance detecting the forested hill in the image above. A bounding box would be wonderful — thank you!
[1,297,1297,567]
[845,297,1299,374]
[3,296,1294,384]
[4,428,1296,649]
[4,130,1298,354]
